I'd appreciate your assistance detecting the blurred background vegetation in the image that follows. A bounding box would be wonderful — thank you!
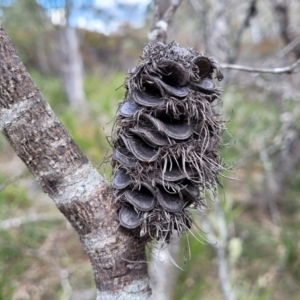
[1,0,300,299]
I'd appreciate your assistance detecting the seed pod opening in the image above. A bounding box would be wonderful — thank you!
[119,97,139,117]
[157,59,189,87]
[182,180,200,199]
[129,126,169,146]
[113,150,137,169]
[160,165,194,182]
[121,135,160,163]
[192,56,212,78]
[193,78,216,92]
[156,78,189,98]
[119,205,142,229]
[139,114,193,140]
[124,185,156,211]
[157,186,187,213]
[133,88,165,107]
[113,169,131,189]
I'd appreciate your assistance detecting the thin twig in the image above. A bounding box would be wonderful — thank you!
[258,138,281,225]
[0,213,64,230]
[0,172,27,191]
[273,1,300,59]
[228,0,257,64]
[275,36,300,59]
[220,58,300,74]
[188,0,209,51]
[221,0,257,89]
[60,269,73,299]
[188,0,204,14]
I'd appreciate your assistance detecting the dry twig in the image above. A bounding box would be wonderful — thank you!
[0,172,27,191]
[0,213,64,230]
[220,58,300,74]
[148,0,183,43]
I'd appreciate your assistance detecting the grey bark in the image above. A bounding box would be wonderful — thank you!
[0,24,151,299]
[199,202,235,300]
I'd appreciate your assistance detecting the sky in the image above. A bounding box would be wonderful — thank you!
[36,0,152,34]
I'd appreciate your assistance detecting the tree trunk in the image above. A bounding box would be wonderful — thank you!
[149,237,180,300]
[58,25,87,114]
[0,24,151,300]
[36,35,50,74]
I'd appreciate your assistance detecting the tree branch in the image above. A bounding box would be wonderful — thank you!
[199,201,235,300]
[227,0,257,65]
[148,0,183,43]
[149,237,181,300]
[275,36,300,59]
[188,0,209,51]
[220,58,300,74]
[0,24,151,299]
[0,213,64,230]
[0,172,26,191]
[273,1,300,59]
[219,0,257,89]
[258,138,281,225]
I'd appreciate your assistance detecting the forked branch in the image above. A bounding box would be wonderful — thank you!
[149,0,183,43]
[0,24,151,300]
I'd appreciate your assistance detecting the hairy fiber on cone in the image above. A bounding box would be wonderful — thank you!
[111,42,224,243]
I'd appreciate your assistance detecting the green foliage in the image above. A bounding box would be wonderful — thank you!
[1,1,299,299]
[281,229,300,278]
[0,0,48,66]
[173,236,214,300]
[1,51,300,300]
[0,230,26,300]
[0,175,31,219]
[0,177,33,299]
[2,68,300,299]
[85,73,125,121]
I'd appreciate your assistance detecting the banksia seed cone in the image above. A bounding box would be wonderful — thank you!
[111,42,224,242]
